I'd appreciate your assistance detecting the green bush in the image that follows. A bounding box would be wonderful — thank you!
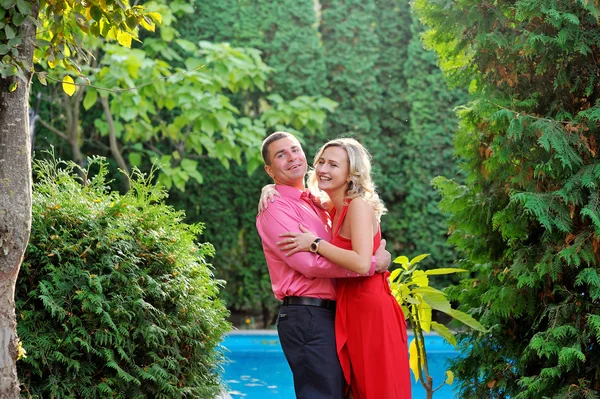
[17,157,230,398]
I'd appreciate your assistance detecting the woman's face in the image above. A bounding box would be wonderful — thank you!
[315,146,350,194]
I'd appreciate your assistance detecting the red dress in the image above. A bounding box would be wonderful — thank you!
[332,201,411,399]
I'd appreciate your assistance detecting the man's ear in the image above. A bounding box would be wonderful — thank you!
[265,164,275,179]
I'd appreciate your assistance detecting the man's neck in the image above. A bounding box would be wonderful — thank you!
[275,181,305,191]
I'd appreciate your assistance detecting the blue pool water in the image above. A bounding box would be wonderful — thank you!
[220,331,458,398]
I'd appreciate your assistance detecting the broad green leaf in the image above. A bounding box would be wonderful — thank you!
[389,268,403,282]
[412,270,429,287]
[394,255,410,270]
[82,88,98,110]
[317,97,338,112]
[90,5,103,21]
[410,253,430,265]
[0,0,16,8]
[147,12,163,24]
[4,25,16,40]
[424,268,468,275]
[62,75,76,96]
[175,39,197,53]
[431,321,456,346]
[128,152,142,167]
[16,0,31,15]
[418,301,432,332]
[267,93,284,104]
[116,30,133,48]
[448,308,488,332]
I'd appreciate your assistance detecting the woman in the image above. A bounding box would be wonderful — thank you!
[267,138,411,398]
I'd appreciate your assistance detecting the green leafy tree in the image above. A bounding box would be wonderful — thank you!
[0,0,157,394]
[413,0,600,397]
[34,0,334,194]
[18,157,230,398]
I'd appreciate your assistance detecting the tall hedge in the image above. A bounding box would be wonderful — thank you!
[414,0,600,397]
[175,0,329,324]
[398,15,466,269]
[17,158,230,398]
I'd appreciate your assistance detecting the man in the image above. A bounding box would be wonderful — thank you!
[255,131,391,399]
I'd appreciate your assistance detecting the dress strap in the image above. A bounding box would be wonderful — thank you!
[333,198,352,238]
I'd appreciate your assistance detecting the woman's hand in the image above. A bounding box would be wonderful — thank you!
[277,224,318,256]
[257,184,280,214]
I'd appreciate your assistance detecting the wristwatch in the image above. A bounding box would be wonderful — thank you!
[309,238,322,254]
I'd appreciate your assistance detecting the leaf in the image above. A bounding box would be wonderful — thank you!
[128,152,142,167]
[408,338,420,382]
[90,5,103,21]
[82,88,97,110]
[16,0,31,15]
[316,97,338,112]
[418,301,432,332]
[140,16,155,32]
[175,39,197,53]
[389,268,402,283]
[36,72,47,86]
[394,255,410,270]
[445,370,454,385]
[62,75,76,96]
[431,321,456,346]
[448,308,487,332]
[4,25,16,40]
[116,30,133,48]
[410,253,430,265]
[0,0,16,9]
[9,81,18,92]
[411,270,429,287]
[147,12,163,24]
[424,268,468,275]
[267,93,284,104]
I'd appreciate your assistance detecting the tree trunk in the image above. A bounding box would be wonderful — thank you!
[0,3,38,396]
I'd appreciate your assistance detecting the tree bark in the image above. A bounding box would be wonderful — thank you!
[101,96,130,191]
[0,3,38,397]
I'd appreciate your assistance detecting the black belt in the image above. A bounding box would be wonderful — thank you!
[282,296,336,310]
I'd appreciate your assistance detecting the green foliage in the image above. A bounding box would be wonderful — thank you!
[30,0,160,87]
[17,157,230,398]
[416,0,600,397]
[172,0,333,323]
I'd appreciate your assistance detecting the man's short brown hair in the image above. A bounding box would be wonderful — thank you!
[261,131,296,165]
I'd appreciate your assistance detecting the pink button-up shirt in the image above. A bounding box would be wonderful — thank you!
[256,185,375,301]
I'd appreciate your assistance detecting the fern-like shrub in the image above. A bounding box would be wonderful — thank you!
[16,157,230,398]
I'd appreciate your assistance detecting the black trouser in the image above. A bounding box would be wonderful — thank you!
[277,303,345,399]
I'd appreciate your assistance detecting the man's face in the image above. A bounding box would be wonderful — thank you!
[264,137,307,188]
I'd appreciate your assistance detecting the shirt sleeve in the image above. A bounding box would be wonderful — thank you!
[257,201,375,278]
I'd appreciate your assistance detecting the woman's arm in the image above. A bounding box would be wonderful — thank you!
[257,184,280,214]
[278,199,375,274]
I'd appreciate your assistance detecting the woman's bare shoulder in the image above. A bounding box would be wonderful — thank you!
[347,197,374,214]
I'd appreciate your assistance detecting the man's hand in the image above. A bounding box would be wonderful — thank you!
[374,239,391,274]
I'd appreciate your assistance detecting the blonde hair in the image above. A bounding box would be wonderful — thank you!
[308,138,387,220]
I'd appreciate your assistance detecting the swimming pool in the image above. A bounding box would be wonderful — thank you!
[220,331,458,398]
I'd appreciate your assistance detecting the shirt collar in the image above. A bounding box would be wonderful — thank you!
[275,184,308,200]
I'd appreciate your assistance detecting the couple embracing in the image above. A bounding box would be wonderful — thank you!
[256,132,411,399]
